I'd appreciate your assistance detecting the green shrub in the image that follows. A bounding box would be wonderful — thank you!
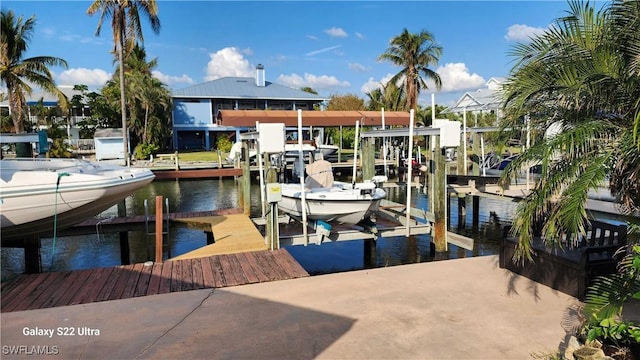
[216,134,233,153]
[134,143,159,160]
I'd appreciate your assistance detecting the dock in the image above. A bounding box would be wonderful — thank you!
[0,249,308,313]
[171,213,268,259]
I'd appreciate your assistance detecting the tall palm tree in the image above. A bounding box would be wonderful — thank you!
[87,0,160,165]
[0,10,68,134]
[378,28,442,112]
[501,0,640,261]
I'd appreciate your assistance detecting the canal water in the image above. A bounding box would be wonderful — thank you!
[0,178,519,281]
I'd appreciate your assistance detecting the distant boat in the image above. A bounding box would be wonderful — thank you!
[0,158,155,241]
[278,160,387,225]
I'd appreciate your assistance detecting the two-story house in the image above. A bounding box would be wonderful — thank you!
[171,64,327,150]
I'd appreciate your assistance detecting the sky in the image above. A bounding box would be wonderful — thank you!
[3,0,580,106]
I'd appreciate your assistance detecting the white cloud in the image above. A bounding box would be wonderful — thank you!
[152,71,194,87]
[355,32,365,40]
[505,24,547,42]
[205,47,254,81]
[432,63,485,93]
[241,48,254,56]
[277,73,350,91]
[348,62,370,73]
[57,68,111,87]
[306,45,342,57]
[360,73,395,94]
[324,27,348,38]
[359,63,483,95]
[306,35,319,41]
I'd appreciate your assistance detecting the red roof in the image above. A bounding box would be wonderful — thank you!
[217,110,411,127]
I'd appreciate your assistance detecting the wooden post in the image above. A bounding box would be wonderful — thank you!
[458,195,467,229]
[265,159,278,249]
[363,239,377,269]
[24,237,42,274]
[174,151,179,171]
[471,133,480,176]
[362,137,375,180]
[433,137,447,252]
[117,200,130,265]
[155,196,163,263]
[472,195,480,229]
[242,142,251,216]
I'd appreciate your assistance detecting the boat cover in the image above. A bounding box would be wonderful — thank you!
[305,160,333,188]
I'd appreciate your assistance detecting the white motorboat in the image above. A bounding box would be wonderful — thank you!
[0,158,155,241]
[278,160,387,225]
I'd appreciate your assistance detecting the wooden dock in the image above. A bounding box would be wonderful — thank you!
[171,213,268,259]
[0,249,309,313]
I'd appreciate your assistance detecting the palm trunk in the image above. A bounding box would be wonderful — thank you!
[118,32,129,166]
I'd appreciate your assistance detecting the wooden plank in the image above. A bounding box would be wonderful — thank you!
[22,272,71,310]
[191,259,205,289]
[218,254,241,286]
[121,263,144,299]
[180,259,194,291]
[134,263,154,297]
[157,261,173,294]
[236,252,262,284]
[2,273,52,312]
[41,271,86,309]
[209,256,227,287]
[170,260,182,292]
[1,274,27,295]
[1,274,42,310]
[262,251,289,281]
[96,266,125,302]
[241,252,272,282]
[226,254,248,286]
[145,263,165,295]
[108,266,136,301]
[275,249,309,278]
[70,267,115,305]
[253,251,282,281]
[200,256,217,288]
[53,269,94,307]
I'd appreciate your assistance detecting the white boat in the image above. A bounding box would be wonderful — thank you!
[277,160,387,225]
[0,158,155,241]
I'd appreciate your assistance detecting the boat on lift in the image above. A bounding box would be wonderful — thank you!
[278,160,387,225]
[0,158,155,241]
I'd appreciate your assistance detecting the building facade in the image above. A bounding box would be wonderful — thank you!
[171,65,327,150]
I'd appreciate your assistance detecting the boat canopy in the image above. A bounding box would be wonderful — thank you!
[305,160,334,188]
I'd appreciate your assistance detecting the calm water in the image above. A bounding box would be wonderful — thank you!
[0,178,519,281]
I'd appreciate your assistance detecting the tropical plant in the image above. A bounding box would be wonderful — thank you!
[366,80,406,111]
[581,242,640,351]
[87,0,161,165]
[500,0,640,260]
[378,28,442,112]
[0,10,68,134]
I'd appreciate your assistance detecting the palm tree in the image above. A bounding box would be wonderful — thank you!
[0,10,68,135]
[378,28,442,112]
[87,0,160,165]
[365,80,406,112]
[501,0,640,261]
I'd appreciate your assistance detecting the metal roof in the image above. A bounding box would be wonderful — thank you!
[443,78,505,113]
[172,77,327,101]
[217,110,411,127]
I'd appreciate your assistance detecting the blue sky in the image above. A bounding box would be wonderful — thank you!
[4,1,578,106]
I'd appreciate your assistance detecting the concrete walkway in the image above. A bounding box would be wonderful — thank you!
[0,255,580,359]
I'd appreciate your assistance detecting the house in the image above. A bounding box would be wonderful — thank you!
[170,64,327,150]
[444,77,506,123]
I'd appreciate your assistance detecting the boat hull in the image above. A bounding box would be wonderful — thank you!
[0,158,155,241]
[277,182,385,224]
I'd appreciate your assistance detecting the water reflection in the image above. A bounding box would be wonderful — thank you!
[1,179,519,280]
